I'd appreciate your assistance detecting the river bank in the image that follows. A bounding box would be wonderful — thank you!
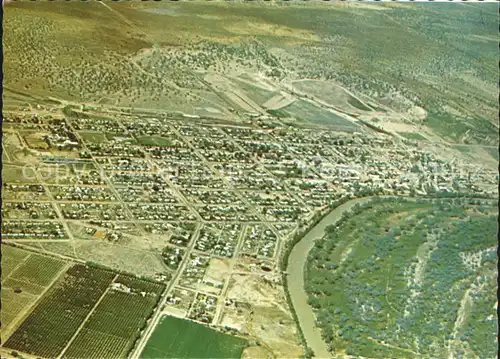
[285,197,373,358]
[283,194,497,358]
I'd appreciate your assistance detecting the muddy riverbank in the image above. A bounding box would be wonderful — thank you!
[285,197,372,358]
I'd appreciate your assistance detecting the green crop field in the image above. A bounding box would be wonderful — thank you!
[3,252,66,296]
[266,108,289,119]
[3,257,166,359]
[347,97,372,112]
[1,245,69,332]
[63,328,129,359]
[1,289,35,330]
[398,132,428,141]
[4,264,116,358]
[2,164,38,183]
[231,77,276,105]
[9,253,66,287]
[1,244,31,278]
[305,198,498,358]
[281,100,360,131]
[2,277,46,296]
[136,135,173,147]
[79,131,108,144]
[62,275,165,359]
[291,80,369,114]
[141,315,247,359]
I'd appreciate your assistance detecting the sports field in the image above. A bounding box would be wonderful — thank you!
[141,315,247,359]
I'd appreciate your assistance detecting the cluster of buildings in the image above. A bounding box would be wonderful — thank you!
[162,246,185,270]
[180,254,211,288]
[51,185,116,202]
[196,224,240,257]
[188,293,219,323]
[242,225,279,258]
[1,220,67,239]
[3,201,57,220]
[44,118,80,150]
[2,110,497,329]
[59,202,128,221]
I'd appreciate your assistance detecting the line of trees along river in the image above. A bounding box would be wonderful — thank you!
[282,195,496,358]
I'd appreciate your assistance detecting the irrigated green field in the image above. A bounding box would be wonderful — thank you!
[63,276,165,359]
[135,135,173,147]
[4,264,116,358]
[305,198,497,358]
[398,132,428,141]
[1,244,31,277]
[8,253,66,288]
[281,100,360,131]
[141,315,247,359]
[79,131,108,144]
[291,79,372,113]
[4,262,166,359]
[1,245,68,337]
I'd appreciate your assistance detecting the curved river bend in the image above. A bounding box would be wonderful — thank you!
[285,198,372,358]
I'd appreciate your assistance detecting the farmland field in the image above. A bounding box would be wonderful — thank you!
[281,99,360,131]
[4,264,115,358]
[1,245,68,337]
[19,130,50,150]
[136,135,173,147]
[347,97,372,112]
[79,131,108,144]
[398,132,428,141]
[2,277,46,296]
[63,275,165,359]
[486,147,499,161]
[141,315,247,359]
[8,253,66,287]
[3,253,66,296]
[2,164,38,183]
[1,290,35,332]
[230,77,276,105]
[62,329,129,359]
[1,244,31,277]
[291,79,372,113]
[305,198,498,358]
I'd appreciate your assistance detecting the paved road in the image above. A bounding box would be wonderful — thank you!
[286,197,373,359]
[129,224,202,359]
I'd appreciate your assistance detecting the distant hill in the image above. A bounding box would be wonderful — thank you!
[4,1,498,145]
